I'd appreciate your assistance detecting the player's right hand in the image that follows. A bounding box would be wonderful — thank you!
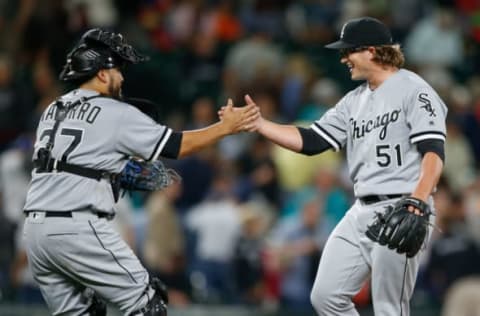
[219,96,260,134]
[218,95,262,133]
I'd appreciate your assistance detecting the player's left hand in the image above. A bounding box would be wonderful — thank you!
[406,195,427,215]
[365,197,432,257]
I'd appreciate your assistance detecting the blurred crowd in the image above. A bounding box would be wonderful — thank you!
[1,0,480,315]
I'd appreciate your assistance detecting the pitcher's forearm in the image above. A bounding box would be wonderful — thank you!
[411,152,443,201]
[258,119,303,152]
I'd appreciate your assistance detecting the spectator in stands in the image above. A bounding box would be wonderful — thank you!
[233,202,270,305]
[0,54,30,153]
[405,7,464,68]
[267,196,330,311]
[223,30,285,101]
[185,165,243,303]
[234,135,282,209]
[441,277,480,316]
[143,181,191,306]
[443,115,476,192]
[423,178,480,306]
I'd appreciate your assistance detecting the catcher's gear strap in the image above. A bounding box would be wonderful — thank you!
[416,139,445,163]
[33,94,122,201]
[161,131,182,159]
[297,127,333,155]
[33,158,113,181]
[44,94,101,152]
[33,94,111,181]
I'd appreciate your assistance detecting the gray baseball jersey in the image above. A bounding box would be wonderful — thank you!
[310,69,447,197]
[23,88,173,315]
[24,88,172,214]
[309,69,447,316]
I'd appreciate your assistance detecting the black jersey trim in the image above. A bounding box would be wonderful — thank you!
[298,127,332,155]
[410,131,446,143]
[311,122,342,151]
[416,139,445,162]
[148,128,172,161]
[161,132,182,159]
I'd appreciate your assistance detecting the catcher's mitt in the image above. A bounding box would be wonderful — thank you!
[365,197,431,258]
[120,158,181,192]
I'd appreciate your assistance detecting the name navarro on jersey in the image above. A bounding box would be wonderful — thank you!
[350,109,401,140]
[40,101,101,124]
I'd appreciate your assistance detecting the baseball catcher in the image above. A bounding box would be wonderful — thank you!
[366,197,432,257]
[23,26,258,316]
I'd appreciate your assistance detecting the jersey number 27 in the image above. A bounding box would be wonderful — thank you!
[40,128,84,162]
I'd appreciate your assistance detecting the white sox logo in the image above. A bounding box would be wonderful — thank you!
[418,93,436,117]
[350,109,401,140]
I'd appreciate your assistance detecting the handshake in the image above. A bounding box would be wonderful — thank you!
[218,94,263,134]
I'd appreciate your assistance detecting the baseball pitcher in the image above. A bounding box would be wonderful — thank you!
[240,17,447,315]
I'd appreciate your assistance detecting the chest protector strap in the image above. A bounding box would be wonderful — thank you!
[33,95,121,200]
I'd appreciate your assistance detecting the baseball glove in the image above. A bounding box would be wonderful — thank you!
[365,197,431,258]
[120,158,181,192]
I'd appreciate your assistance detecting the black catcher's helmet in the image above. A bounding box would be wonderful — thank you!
[59,28,149,82]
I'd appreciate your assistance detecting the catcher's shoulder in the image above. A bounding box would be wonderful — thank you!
[99,97,130,108]
[94,97,145,115]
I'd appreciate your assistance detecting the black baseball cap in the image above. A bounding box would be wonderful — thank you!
[325,17,393,49]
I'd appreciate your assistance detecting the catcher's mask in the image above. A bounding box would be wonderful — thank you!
[59,28,149,82]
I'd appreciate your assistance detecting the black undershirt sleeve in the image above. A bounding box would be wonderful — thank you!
[416,139,445,163]
[161,131,183,159]
[297,127,333,155]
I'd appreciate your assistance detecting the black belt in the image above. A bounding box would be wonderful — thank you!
[24,210,112,219]
[24,210,72,217]
[359,194,404,205]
